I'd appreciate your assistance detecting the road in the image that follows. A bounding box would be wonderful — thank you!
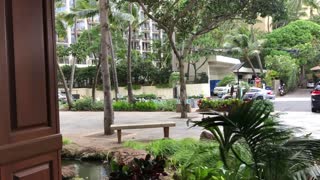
[274,88,320,138]
[274,88,312,112]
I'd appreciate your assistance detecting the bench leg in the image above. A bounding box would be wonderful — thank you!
[163,127,169,138]
[117,130,122,143]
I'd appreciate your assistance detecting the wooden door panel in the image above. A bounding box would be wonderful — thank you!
[12,0,48,129]
[13,164,51,180]
[0,0,59,144]
[1,152,60,180]
[0,0,61,179]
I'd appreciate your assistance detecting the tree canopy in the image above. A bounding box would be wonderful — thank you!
[265,20,320,48]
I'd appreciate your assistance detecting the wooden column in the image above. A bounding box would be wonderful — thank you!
[0,0,62,179]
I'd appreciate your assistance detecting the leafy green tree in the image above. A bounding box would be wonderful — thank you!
[265,20,320,84]
[78,27,102,102]
[185,31,220,83]
[69,40,88,94]
[265,53,299,90]
[126,0,286,118]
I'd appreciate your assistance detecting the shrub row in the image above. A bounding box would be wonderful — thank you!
[198,98,274,112]
[71,97,176,111]
[198,98,242,111]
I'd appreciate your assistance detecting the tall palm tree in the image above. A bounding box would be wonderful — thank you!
[99,0,114,135]
[126,3,134,103]
[64,0,133,101]
[223,27,265,77]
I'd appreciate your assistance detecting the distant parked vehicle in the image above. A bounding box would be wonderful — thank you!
[278,84,286,96]
[213,84,231,96]
[307,81,315,88]
[265,86,275,100]
[58,93,67,103]
[243,87,267,101]
[311,85,320,112]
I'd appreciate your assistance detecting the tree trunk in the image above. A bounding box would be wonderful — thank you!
[186,61,190,81]
[70,1,78,96]
[168,33,189,118]
[178,57,188,118]
[108,30,119,101]
[256,54,264,74]
[92,58,101,103]
[69,57,77,96]
[99,0,114,135]
[127,3,134,103]
[56,58,73,109]
[245,55,257,77]
[193,64,197,83]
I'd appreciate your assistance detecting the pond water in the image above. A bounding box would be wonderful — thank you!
[62,160,110,180]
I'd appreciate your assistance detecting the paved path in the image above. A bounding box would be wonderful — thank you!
[60,111,204,149]
[60,88,320,149]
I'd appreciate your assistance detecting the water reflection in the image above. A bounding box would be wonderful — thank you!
[62,160,110,180]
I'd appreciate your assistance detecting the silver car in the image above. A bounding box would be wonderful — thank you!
[243,87,267,101]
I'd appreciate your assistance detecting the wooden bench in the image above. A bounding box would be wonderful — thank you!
[111,122,176,143]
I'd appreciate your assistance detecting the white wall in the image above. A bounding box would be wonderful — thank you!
[67,83,211,100]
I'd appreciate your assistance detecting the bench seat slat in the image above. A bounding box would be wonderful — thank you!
[111,122,176,130]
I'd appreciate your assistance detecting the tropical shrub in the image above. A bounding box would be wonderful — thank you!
[110,154,167,180]
[217,74,236,86]
[63,138,72,145]
[192,101,320,179]
[134,94,157,100]
[252,99,274,112]
[198,98,242,111]
[134,101,158,111]
[112,101,133,111]
[71,97,103,111]
[123,139,252,179]
[113,100,176,112]
[156,100,176,111]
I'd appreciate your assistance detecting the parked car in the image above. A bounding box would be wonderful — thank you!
[243,87,267,101]
[58,93,67,103]
[311,85,320,112]
[307,81,315,88]
[265,86,276,100]
[213,84,231,96]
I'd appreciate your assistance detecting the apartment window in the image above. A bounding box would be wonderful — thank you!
[142,23,150,30]
[144,33,150,40]
[152,33,159,40]
[152,24,158,31]
[142,42,151,51]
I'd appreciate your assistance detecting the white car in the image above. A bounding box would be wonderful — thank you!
[213,84,231,96]
[307,81,315,88]
[58,93,67,103]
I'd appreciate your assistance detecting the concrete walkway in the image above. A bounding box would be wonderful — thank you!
[60,111,204,149]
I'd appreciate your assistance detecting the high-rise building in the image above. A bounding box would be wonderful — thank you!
[55,0,164,66]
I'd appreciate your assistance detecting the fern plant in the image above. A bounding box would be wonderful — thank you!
[192,101,320,179]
